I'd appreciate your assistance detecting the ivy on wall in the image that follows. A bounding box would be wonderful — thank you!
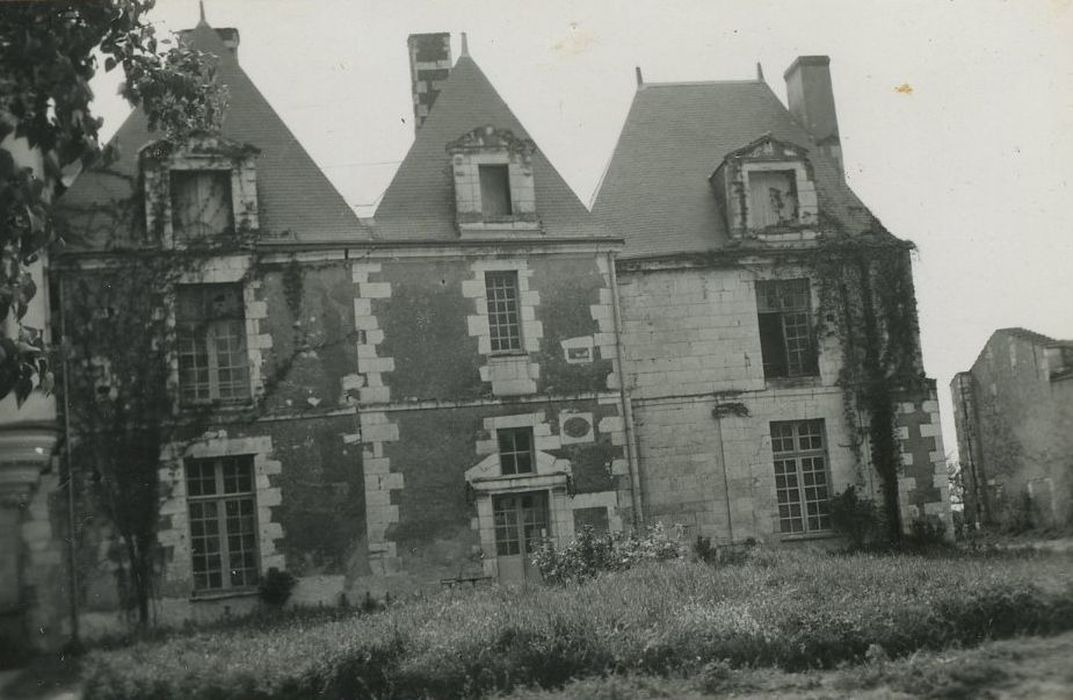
[814,231,926,542]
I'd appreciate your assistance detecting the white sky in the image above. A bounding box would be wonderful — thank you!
[91,0,1073,462]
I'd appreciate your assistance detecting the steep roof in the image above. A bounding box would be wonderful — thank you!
[61,20,365,246]
[591,79,877,259]
[374,54,603,240]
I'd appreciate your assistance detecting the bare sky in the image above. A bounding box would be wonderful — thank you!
[90,0,1073,462]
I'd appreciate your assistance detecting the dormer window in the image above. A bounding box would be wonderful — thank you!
[712,134,818,240]
[447,125,540,234]
[140,133,260,246]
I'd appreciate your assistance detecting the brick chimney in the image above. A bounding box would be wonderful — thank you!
[408,33,452,133]
[783,56,842,176]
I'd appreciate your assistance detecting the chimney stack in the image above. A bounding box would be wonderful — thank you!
[783,56,842,176]
[407,33,452,133]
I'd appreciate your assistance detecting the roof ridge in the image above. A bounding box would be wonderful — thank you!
[640,79,765,89]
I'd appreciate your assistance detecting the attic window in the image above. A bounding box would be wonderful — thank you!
[479,164,512,219]
[749,170,798,228]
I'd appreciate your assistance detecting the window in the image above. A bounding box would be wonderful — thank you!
[185,456,259,592]
[748,170,798,228]
[771,420,831,534]
[498,427,535,475]
[756,279,817,379]
[177,284,251,406]
[171,169,234,239]
[485,271,522,353]
[479,164,512,220]
[493,491,548,556]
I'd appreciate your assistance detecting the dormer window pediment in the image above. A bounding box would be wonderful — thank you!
[139,132,260,246]
[446,125,541,236]
[712,134,819,241]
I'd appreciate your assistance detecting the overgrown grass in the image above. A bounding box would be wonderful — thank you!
[82,549,1073,699]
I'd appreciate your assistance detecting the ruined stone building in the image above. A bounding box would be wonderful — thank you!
[0,16,950,650]
[952,328,1073,530]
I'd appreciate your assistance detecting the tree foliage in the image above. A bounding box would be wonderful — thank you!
[0,0,227,403]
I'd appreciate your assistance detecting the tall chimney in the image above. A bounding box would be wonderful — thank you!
[784,55,842,176]
[407,33,452,133]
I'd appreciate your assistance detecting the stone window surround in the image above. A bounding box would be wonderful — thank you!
[157,433,284,599]
[447,125,539,235]
[464,260,542,396]
[141,136,259,247]
[169,255,271,411]
[466,412,574,578]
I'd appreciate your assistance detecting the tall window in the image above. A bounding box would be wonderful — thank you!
[498,427,535,475]
[748,170,798,228]
[171,169,234,239]
[185,456,259,592]
[771,420,831,534]
[756,279,817,379]
[177,284,251,406]
[479,164,512,220]
[485,271,522,353]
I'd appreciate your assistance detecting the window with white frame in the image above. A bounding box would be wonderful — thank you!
[185,455,260,592]
[497,427,535,475]
[756,279,817,379]
[485,271,523,353]
[177,284,251,406]
[771,420,832,534]
[171,169,234,240]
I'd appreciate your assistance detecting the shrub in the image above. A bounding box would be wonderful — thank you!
[533,523,684,585]
[829,486,881,550]
[257,567,297,607]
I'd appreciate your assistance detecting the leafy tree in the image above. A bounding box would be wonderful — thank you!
[0,0,227,403]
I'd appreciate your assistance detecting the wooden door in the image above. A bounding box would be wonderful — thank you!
[492,491,549,586]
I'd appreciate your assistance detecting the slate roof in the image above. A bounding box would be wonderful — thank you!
[591,79,878,259]
[374,53,606,240]
[61,20,365,246]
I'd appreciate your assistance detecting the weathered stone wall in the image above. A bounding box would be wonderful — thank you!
[959,333,1073,529]
[346,250,631,593]
[344,399,627,596]
[617,261,944,543]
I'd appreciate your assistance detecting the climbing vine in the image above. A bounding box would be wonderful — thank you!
[0,0,228,402]
[813,231,926,542]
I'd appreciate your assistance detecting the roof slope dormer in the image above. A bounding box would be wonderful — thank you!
[374,44,604,241]
[710,133,819,241]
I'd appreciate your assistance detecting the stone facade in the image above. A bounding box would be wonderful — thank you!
[951,329,1073,530]
[6,21,952,652]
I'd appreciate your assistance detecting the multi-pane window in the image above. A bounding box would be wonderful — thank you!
[493,491,548,556]
[748,169,798,228]
[485,271,522,353]
[479,164,513,220]
[771,420,831,534]
[177,284,251,406]
[171,169,234,239]
[185,456,260,592]
[498,427,535,475]
[756,279,818,379]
